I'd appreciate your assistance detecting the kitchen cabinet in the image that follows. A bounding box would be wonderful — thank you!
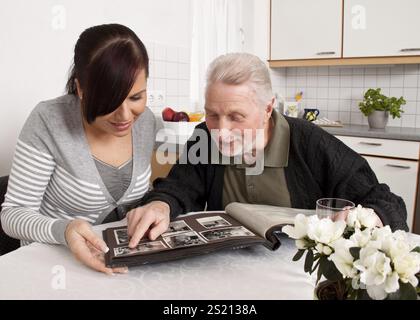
[269,0,420,67]
[343,0,420,58]
[335,135,419,232]
[151,150,177,182]
[270,0,342,60]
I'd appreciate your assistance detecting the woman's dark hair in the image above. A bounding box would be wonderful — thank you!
[66,24,149,123]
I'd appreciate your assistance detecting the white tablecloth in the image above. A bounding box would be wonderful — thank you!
[0,219,418,300]
[0,219,316,300]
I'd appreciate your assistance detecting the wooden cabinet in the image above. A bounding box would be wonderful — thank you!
[343,0,420,58]
[150,150,178,182]
[270,0,342,60]
[269,0,420,67]
[335,135,419,232]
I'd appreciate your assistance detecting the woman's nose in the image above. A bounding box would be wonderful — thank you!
[114,102,131,120]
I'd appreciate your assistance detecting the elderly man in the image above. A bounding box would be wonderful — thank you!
[125,53,408,248]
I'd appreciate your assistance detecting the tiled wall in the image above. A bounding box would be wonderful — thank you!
[144,41,192,112]
[270,64,420,128]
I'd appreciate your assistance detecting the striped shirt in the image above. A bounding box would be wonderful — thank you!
[1,94,156,246]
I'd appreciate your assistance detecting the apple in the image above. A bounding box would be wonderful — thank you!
[162,107,176,121]
[172,111,190,122]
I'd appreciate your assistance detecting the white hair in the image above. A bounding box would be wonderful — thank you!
[205,53,273,107]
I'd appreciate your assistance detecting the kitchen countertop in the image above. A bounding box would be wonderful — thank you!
[322,124,420,142]
[153,116,420,152]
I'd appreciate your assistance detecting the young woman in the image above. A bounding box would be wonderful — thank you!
[1,24,169,275]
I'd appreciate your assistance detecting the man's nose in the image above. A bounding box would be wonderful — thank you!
[218,117,232,131]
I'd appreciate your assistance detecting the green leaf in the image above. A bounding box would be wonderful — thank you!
[411,246,420,253]
[349,247,361,260]
[316,260,323,285]
[322,259,343,282]
[388,281,417,300]
[304,249,314,273]
[311,258,321,275]
[356,289,371,300]
[293,249,305,261]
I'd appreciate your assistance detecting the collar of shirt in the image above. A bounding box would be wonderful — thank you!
[234,109,290,169]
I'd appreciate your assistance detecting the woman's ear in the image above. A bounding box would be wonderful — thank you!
[75,79,83,100]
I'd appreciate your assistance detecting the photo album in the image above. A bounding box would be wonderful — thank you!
[103,202,315,268]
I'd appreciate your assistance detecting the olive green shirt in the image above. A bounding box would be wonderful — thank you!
[222,110,291,208]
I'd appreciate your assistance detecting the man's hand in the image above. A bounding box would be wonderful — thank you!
[126,201,170,248]
[65,219,128,275]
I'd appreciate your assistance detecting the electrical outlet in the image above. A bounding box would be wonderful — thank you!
[147,90,165,107]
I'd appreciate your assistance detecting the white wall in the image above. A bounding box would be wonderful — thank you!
[0,0,192,176]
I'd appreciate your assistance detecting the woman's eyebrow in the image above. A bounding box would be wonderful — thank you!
[130,89,147,97]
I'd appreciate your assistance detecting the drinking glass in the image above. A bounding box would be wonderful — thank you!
[316,198,355,220]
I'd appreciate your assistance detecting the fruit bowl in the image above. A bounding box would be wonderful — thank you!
[161,107,204,136]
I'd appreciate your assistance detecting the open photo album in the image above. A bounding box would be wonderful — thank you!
[103,202,315,268]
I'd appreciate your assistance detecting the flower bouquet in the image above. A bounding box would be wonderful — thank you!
[282,205,420,300]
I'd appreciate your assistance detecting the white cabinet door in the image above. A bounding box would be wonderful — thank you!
[364,156,418,231]
[270,0,342,60]
[343,0,420,57]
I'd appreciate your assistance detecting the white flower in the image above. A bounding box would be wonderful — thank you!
[295,239,308,249]
[307,218,346,246]
[353,246,399,299]
[282,214,313,239]
[349,227,372,248]
[347,205,378,229]
[366,272,399,300]
[393,252,420,287]
[330,238,358,278]
[383,231,412,260]
[369,226,393,251]
[315,243,333,256]
[371,225,393,242]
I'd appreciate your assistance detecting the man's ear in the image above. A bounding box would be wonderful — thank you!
[264,97,275,123]
[75,79,83,100]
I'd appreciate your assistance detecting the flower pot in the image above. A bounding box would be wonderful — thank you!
[314,280,349,300]
[367,110,389,129]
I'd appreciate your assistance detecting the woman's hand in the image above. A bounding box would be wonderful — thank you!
[126,201,170,248]
[65,219,128,275]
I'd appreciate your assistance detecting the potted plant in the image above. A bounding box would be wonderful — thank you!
[359,88,406,129]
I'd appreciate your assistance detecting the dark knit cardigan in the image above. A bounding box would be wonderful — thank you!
[141,117,408,231]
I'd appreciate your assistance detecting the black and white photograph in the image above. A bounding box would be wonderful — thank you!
[113,241,167,258]
[0,0,419,303]
[114,228,129,245]
[161,220,192,237]
[196,215,232,229]
[200,226,255,241]
[163,231,206,249]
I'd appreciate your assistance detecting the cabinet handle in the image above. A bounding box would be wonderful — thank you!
[386,164,411,170]
[359,141,382,146]
[400,48,420,52]
[316,51,336,55]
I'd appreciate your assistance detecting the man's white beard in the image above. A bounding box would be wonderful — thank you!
[215,128,265,162]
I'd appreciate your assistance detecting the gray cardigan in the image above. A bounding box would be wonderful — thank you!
[1,94,156,245]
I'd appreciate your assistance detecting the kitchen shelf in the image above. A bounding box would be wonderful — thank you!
[268,55,420,68]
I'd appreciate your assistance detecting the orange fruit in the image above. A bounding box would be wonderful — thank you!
[188,112,204,122]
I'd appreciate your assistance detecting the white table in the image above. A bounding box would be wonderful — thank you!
[1,220,418,300]
[0,219,315,300]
